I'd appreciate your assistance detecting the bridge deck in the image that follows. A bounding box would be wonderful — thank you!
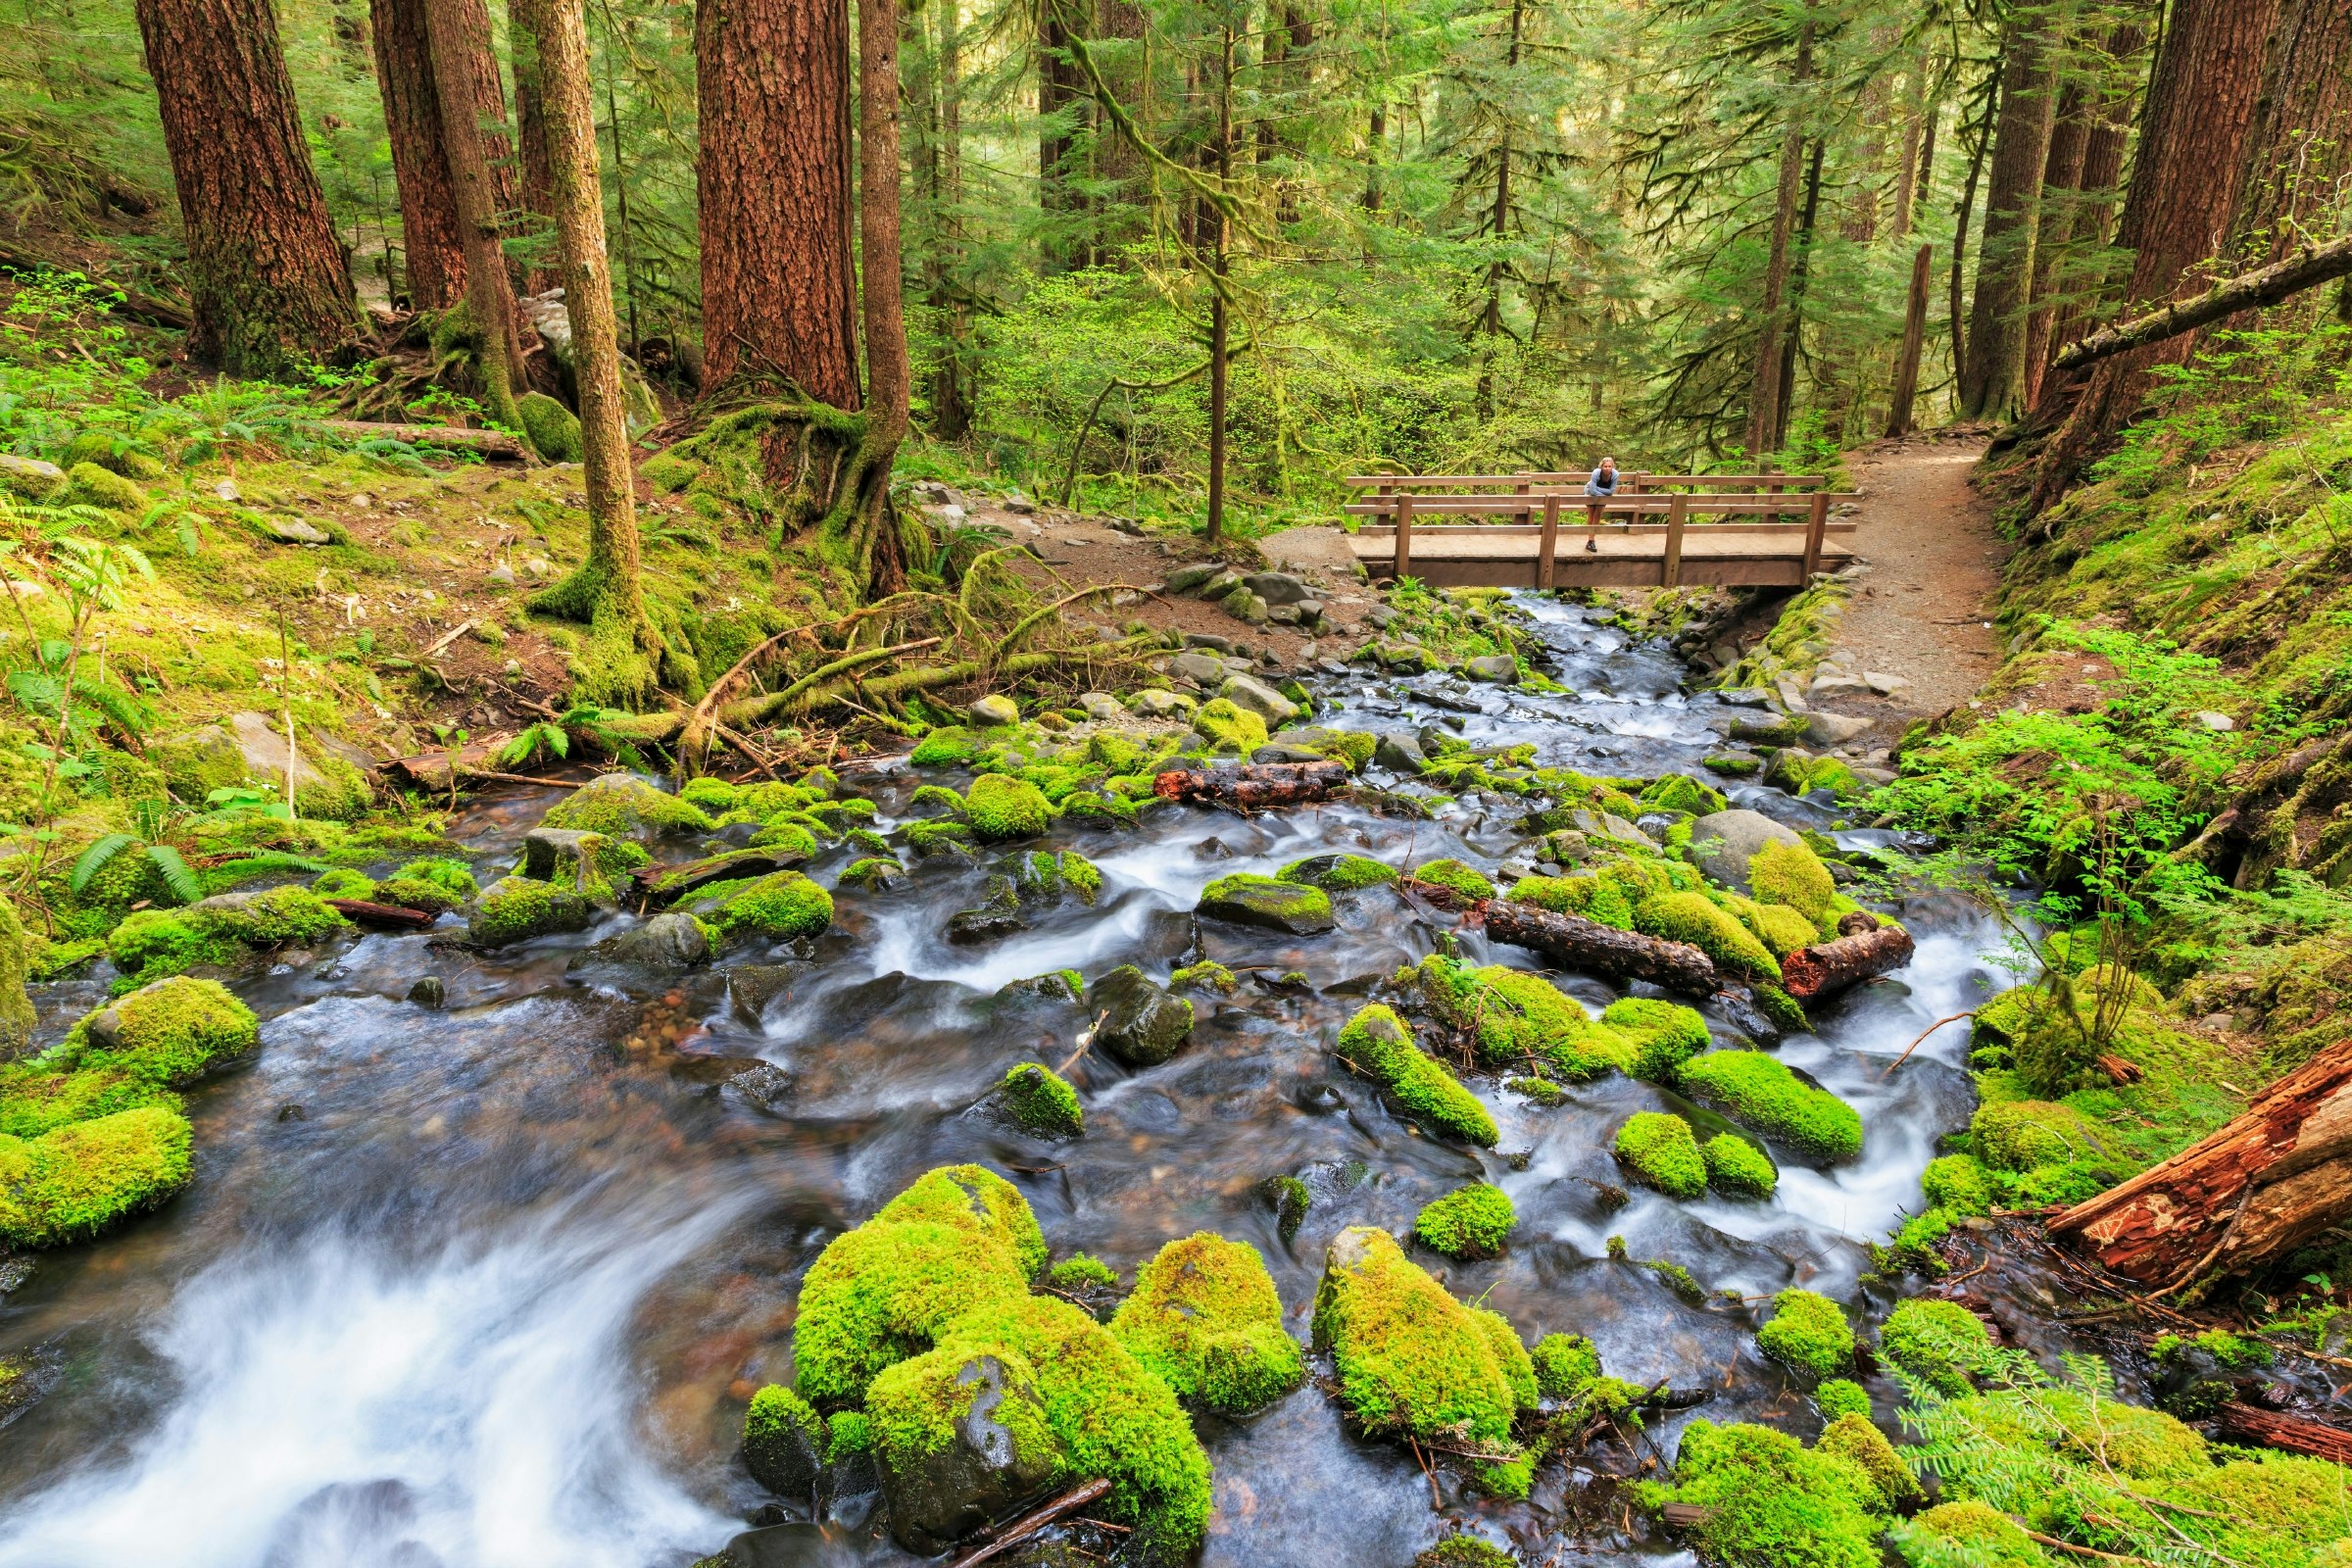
[1348,522,1854,589]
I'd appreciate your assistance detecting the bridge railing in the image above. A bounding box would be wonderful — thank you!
[1343,489,1861,588]
[1342,471,1841,496]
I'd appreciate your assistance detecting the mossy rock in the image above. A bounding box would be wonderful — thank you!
[1168,960,1238,995]
[109,887,350,986]
[62,431,165,480]
[1413,1537,1518,1568]
[1109,1231,1303,1415]
[1677,1051,1862,1162]
[908,727,984,767]
[467,874,594,948]
[741,1384,824,1497]
[1815,1379,1871,1423]
[1879,1298,1991,1396]
[1642,774,1728,816]
[1815,1411,1921,1509]
[1702,1132,1778,1199]
[1197,872,1334,934]
[1532,1332,1602,1401]
[997,1062,1083,1139]
[1604,996,1713,1081]
[515,391,584,463]
[701,871,834,942]
[1897,1499,2045,1568]
[1636,1418,1886,1568]
[1045,1252,1119,1294]
[1506,872,1636,930]
[1313,1226,1536,1465]
[1613,1111,1706,1199]
[965,774,1054,841]
[1730,894,1826,959]
[1412,955,1630,1080]
[1921,1153,1991,1216]
[1193,698,1268,754]
[1413,1184,1516,1259]
[1968,1099,2104,1173]
[0,1103,193,1248]
[0,1061,175,1141]
[541,773,713,840]
[61,460,143,512]
[1749,839,1841,931]
[52,976,259,1086]
[1755,1289,1854,1382]
[1278,853,1396,892]
[1637,890,1782,981]
[1335,1004,1495,1147]
[1409,858,1495,904]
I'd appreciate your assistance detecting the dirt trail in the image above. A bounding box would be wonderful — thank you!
[1833,433,2008,718]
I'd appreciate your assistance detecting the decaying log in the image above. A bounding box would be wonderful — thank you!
[1152,759,1350,808]
[382,738,510,791]
[323,899,436,929]
[318,418,529,459]
[2049,1036,2352,1288]
[1479,900,1720,995]
[1782,924,1916,1001]
[2095,1054,2145,1086]
[630,846,808,908]
[2216,1402,2352,1464]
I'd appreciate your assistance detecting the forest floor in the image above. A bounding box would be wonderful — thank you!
[1828,431,2008,720]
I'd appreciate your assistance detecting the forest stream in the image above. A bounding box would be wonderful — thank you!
[0,593,2013,1567]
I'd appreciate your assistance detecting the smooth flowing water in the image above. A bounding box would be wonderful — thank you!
[0,595,2010,1567]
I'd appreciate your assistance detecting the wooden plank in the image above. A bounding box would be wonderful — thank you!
[1515,475,1532,526]
[1663,494,1687,588]
[1539,495,1559,590]
[1344,493,1859,517]
[1394,491,1412,580]
[1349,520,1860,539]
[1342,472,1830,490]
[1801,490,1829,578]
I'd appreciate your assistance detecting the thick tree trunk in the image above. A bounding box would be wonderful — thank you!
[1205,23,1232,547]
[2052,231,2352,371]
[1037,0,1086,271]
[2228,0,2352,268]
[1886,243,1933,436]
[1480,901,1721,996]
[423,0,532,430]
[509,28,558,291]
[1888,54,1932,241]
[695,0,860,408]
[2029,0,2284,515]
[370,0,466,309]
[513,0,670,704]
[927,0,971,438]
[2021,78,2091,411]
[1960,26,2057,421]
[134,0,360,376]
[2030,23,2151,426]
[1947,74,1996,405]
[853,0,912,592]
[1781,924,1916,1001]
[1772,138,1824,451]
[1745,24,1812,460]
[2048,1035,2352,1291]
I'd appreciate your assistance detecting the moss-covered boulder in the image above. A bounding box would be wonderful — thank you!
[515,390,584,463]
[1921,1152,1991,1216]
[1091,965,1195,1066]
[541,773,713,840]
[1637,1419,1886,1568]
[467,875,594,948]
[1109,1232,1302,1415]
[1314,1226,1536,1494]
[1532,1333,1602,1401]
[1196,872,1335,934]
[1897,1500,2044,1567]
[1816,1412,1921,1509]
[1749,838,1842,932]
[1414,1185,1516,1259]
[741,1384,824,1497]
[698,871,834,942]
[53,976,260,1085]
[965,774,1054,841]
[1637,890,1782,980]
[1507,872,1637,929]
[1677,1051,1863,1162]
[1879,1298,1992,1395]
[1614,1111,1706,1199]
[1408,858,1496,905]
[373,858,477,917]
[0,1103,193,1248]
[1335,1005,1495,1147]
[1193,698,1268,754]
[1969,1098,2103,1172]
[1703,1132,1779,1198]
[1755,1289,1854,1382]
[1278,853,1396,891]
[1413,955,1626,1080]
[996,1062,1083,1138]
[63,459,143,512]
[109,887,351,986]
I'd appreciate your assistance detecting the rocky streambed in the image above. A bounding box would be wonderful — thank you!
[0,592,2015,1568]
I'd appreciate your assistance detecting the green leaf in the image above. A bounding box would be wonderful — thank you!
[144,844,202,905]
[69,832,136,893]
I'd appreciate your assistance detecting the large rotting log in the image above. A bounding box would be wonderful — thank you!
[1152,760,1350,808]
[318,418,530,459]
[2217,1403,2352,1465]
[2048,1036,2352,1289]
[1781,924,1916,1001]
[323,899,436,930]
[1479,900,1720,995]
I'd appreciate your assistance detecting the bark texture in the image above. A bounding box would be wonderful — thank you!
[1152,760,1350,807]
[2020,78,2091,411]
[369,0,466,308]
[2048,1035,2352,1289]
[1037,0,1087,270]
[854,0,912,590]
[423,0,531,426]
[2053,230,2352,371]
[2030,0,2284,514]
[135,0,360,375]
[1781,924,1916,1001]
[1959,26,2057,420]
[514,0,671,702]
[2228,0,2352,267]
[2216,1403,2352,1464]
[696,0,860,406]
[1480,900,1721,996]
[1744,24,1812,460]
[1886,242,1933,436]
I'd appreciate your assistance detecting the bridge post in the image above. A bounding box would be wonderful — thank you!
[1800,490,1829,579]
[1394,492,1413,580]
[1663,494,1688,588]
[1539,494,1559,590]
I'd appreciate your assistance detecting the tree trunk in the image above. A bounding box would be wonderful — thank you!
[2032,22,2152,425]
[1888,53,1932,241]
[1480,901,1721,996]
[1152,760,1349,807]
[2021,78,2092,411]
[695,0,860,409]
[2051,230,2352,370]
[1959,25,2057,421]
[1772,137,1824,452]
[423,0,532,431]
[2227,0,2352,269]
[927,0,971,437]
[1745,22,1812,461]
[1205,22,1232,548]
[2048,1034,2352,1293]
[1037,0,1085,271]
[134,0,360,376]
[509,26,558,291]
[512,0,670,705]
[1781,924,1916,1001]
[1364,102,1385,213]
[2029,0,2284,515]
[369,0,466,309]
[1886,243,1934,436]
[1092,0,1148,258]
[853,0,912,592]
[1947,72,1997,407]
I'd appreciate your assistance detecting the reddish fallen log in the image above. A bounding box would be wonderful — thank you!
[2049,1036,2352,1289]
[2216,1402,2352,1465]
[324,899,437,930]
[1479,899,1720,995]
[1153,759,1350,808]
[1782,924,1916,1001]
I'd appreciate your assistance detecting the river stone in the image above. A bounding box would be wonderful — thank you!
[1863,670,1912,698]
[1374,642,1431,673]
[1251,742,1326,764]
[405,976,446,1009]
[1078,691,1126,720]
[1218,673,1299,726]
[946,876,1026,945]
[1130,688,1194,718]
[1761,747,1817,793]
[1182,631,1237,653]
[1729,712,1805,746]
[968,694,1019,727]
[877,1352,1065,1555]
[1464,654,1517,682]
[1243,570,1309,605]
[1197,875,1335,935]
[1688,808,1805,893]
[1165,563,1222,594]
[1195,570,1243,602]
[519,826,620,904]
[728,963,806,1024]
[1092,965,1194,1066]
[1168,651,1229,689]
[1374,731,1427,773]
[590,911,710,971]
[1804,710,1872,746]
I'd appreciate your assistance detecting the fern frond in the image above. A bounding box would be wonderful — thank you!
[144,844,202,905]
[69,832,136,893]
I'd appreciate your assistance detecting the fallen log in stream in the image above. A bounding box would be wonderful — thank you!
[1152,759,1351,808]
[1479,899,1721,995]
[1781,922,1916,1001]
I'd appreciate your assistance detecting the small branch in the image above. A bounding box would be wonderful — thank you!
[1881,1011,1974,1079]
[946,1478,1112,1568]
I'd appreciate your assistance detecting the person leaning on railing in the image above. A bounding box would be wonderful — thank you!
[1583,458,1618,552]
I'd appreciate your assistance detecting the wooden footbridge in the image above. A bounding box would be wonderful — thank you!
[1343,471,1861,589]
